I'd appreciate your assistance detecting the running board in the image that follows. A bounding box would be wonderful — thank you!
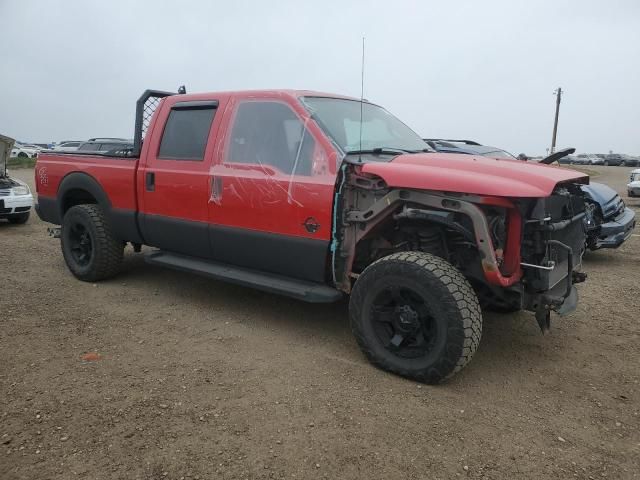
[145,251,344,303]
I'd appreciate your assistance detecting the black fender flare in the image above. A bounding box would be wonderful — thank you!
[57,172,112,220]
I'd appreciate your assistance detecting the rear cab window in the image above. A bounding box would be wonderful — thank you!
[158,102,218,161]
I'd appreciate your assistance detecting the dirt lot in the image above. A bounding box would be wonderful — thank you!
[1,166,639,480]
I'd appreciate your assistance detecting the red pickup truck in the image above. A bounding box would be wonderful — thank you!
[36,89,589,383]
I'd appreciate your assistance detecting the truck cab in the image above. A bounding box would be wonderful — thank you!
[35,89,589,383]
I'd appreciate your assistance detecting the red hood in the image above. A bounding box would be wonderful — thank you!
[360,153,589,198]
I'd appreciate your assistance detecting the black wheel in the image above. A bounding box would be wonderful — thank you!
[17,152,28,158]
[7,212,30,224]
[349,252,482,384]
[61,204,123,281]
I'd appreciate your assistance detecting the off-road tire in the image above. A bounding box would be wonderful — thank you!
[349,251,482,384]
[8,212,30,224]
[61,204,123,282]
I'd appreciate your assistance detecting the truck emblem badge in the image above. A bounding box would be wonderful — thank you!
[303,217,320,233]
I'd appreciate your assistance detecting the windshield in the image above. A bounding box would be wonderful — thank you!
[631,173,640,182]
[300,97,428,154]
[480,149,515,160]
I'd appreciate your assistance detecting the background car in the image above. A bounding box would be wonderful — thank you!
[10,143,41,158]
[76,140,133,154]
[52,141,83,152]
[628,169,640,197]
[574,154,604,165]
[603,154,624,166]
[1,134,34,224]
[87,137,132,143]
[619,154,639,167]
[558,154,577,164]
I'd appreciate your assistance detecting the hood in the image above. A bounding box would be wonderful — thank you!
[580,182,618,205]
[359,152,588,198]
[0,133,15,177]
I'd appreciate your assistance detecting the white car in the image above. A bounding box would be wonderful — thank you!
[628,169,640,198]
[1,134,34,224]
[52,141,83,152]
[574,153,605,165]
[11,143,41,158]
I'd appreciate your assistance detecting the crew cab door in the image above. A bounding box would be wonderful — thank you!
[138,98,222,257]
[208,97,337,282]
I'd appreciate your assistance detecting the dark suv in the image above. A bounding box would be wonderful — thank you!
[603,154,624,166]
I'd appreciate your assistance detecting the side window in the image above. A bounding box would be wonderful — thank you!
[226,101,316,175]
[158,106,216,161]
[78,143,98,151]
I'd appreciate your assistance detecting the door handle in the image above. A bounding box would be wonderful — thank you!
[210,176,223,204]
[146,172,155,192]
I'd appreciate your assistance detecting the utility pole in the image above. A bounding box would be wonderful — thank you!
[550,87,562,154]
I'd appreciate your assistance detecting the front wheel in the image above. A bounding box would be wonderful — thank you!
[61,204,123,281]
[349,252,482,384]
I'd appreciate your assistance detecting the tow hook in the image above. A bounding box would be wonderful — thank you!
[47,227,61,238]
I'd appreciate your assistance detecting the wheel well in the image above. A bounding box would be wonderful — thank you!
[62,189,97,215]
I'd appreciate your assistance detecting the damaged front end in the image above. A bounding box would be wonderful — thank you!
[331,160,587,333]
[520,183,588,331]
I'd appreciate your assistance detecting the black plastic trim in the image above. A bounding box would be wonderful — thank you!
[140,213,211,259]
[209,225,329,283]
[35,196,60,224]
[139,214,329,283]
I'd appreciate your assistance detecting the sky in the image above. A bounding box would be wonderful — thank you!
[0,0,638,155]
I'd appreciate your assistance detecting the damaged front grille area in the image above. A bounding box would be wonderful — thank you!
[521,183,587,321]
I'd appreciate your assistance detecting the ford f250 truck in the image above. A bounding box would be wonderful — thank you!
[35,89,589,383]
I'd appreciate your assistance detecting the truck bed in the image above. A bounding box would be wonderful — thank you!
[35,152,142,244]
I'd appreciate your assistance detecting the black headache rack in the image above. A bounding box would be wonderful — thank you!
[132,89,176,157]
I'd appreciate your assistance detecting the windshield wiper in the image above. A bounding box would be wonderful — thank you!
[345,147,420,156]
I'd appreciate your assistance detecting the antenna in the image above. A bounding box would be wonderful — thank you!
[359,36,365,155]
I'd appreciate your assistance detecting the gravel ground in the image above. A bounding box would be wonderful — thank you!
[1,166,638,480]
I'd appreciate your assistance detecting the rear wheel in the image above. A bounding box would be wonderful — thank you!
[61,204,123,281]
[349,252,482,384]
[17,152,28,158]
[8,212,30,224]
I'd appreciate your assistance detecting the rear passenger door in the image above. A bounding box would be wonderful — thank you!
[139,99,221,258]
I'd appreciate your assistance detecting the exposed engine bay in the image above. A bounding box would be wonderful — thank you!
[331,162,588,332]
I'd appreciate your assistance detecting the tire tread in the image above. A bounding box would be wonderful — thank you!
[350,251,482,383]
